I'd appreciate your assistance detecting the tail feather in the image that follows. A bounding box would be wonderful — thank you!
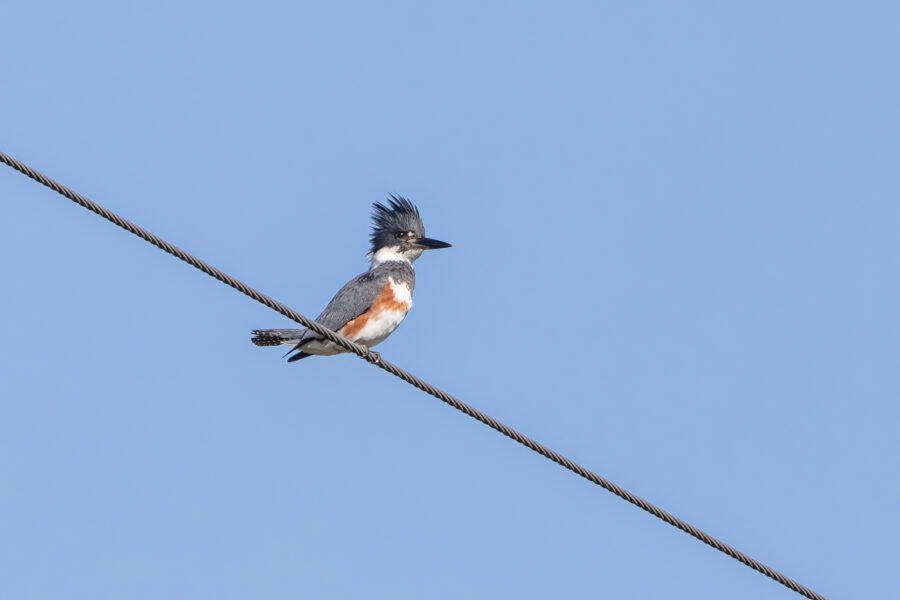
[251,328,304,347]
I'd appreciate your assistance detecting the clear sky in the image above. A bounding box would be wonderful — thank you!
[1,2,897,599]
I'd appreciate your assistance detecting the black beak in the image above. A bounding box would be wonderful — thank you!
[415,237,452,250]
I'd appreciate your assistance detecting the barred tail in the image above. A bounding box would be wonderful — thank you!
[250,328,304,347]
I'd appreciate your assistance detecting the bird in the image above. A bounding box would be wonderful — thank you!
[251,195,451,362]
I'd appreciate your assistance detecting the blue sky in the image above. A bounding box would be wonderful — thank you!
[1,2,897,598]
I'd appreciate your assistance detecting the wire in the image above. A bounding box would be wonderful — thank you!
[0,150,826,600]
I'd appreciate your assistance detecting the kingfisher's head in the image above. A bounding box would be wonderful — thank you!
[369,195,451,265]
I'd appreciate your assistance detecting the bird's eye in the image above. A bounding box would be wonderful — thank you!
[395,232,405,239]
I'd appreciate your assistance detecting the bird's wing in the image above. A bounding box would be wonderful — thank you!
[295,270,388,346]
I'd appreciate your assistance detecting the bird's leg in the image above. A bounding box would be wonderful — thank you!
[361,346,382,365]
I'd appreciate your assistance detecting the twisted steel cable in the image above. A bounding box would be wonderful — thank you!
[0,150,826,600]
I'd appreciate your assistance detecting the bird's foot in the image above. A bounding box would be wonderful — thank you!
[364,349,382,365]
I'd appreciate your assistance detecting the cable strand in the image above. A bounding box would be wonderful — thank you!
[0,151,826,600]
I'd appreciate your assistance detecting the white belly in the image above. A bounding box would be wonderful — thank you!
[352,307,409,347]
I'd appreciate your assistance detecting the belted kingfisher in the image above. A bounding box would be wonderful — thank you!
[251,196,451,362]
